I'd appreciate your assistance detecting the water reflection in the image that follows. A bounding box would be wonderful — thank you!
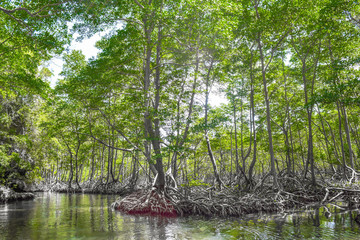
[0,193,359,239]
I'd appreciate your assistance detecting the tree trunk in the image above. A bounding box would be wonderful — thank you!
[233,101,240,176]
[256,34,279,188]
[336,102,347,178]
[248,50,257,184]
[341,104,354,169]
[204,57,222,189]
[143,17,166,190]
[172,48,199,179]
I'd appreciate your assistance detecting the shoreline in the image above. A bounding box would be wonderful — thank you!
[3,179,360,218]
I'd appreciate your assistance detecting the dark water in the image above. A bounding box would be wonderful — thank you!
[0,193,359,239]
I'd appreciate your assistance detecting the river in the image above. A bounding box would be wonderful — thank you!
[0,192,359,239]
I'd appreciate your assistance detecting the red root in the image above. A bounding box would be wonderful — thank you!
[116,189,177,217]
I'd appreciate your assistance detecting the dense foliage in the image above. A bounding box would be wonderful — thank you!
[1,0,360,192]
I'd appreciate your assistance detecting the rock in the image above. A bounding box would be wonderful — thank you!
[0,185,34,203]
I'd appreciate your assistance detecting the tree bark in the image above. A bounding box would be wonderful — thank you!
[204,57,222,189]
[256,34,279,188]
[143,12,166,190]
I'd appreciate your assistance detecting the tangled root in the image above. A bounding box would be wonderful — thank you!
[112,189,177,217]
[112,175,360,218]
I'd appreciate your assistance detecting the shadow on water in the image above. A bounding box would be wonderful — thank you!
[0,192,360,239]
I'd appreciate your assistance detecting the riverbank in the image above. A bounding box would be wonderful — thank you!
[0,185,35,203]
[23,176,360,217]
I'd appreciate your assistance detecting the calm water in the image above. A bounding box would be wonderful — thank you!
[0,193,359,239]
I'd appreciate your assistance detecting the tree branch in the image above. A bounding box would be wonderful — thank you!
[133,0,145,9]
[92,107,145,156]
[83,132,134,152]
[0,2,66,18]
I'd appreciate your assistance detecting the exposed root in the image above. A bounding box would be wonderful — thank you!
[38,175,360,218]
[163,176,360,217]
[112,189,177,217]
[170,187,284,217]
[29,180,136,195]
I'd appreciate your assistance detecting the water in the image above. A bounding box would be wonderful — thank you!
[0,193,359,239]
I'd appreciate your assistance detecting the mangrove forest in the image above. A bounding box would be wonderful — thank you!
[1,0,360,219]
